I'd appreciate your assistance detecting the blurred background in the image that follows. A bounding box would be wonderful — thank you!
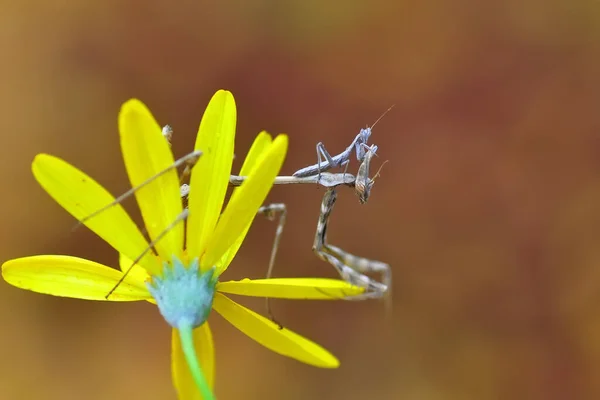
[2,0,600,399]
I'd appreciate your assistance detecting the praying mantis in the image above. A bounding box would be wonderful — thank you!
[77,117,392,320]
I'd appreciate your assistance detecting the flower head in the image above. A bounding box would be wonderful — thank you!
[2,90,364,399]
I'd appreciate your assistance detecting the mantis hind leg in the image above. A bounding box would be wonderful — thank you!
[257,203,288,329]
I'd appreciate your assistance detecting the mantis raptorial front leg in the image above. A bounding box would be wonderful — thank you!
[313,188,390,300]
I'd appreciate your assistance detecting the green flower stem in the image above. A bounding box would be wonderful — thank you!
[178,322,216,400]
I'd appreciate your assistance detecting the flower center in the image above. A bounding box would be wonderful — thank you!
[147,256,217,329]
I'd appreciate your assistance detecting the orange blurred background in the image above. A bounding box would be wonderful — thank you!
[2,1,600,399]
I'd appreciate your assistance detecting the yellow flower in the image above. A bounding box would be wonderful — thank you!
[2,90,363,399]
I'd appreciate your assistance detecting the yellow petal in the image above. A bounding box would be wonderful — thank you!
[235,131,273,177]
[32,154,161,275]
[118,253,157,305]
[212,293,339,368]
[172,323,215,399]
[216,131,273,270]
[119,99,184,261]
[216,278,365,299]
[2,255,151,301]
[187,90,236,264]
[205,135,288,275]
[118,253,152,282]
